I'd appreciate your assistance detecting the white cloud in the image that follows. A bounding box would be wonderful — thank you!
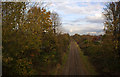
[30,0,118,2]
[86,32,97,34]
[50,2,104,15]
[72,13,105,24]
[62,23,104,35]
[86,13,105,23]
[46,1,106,35]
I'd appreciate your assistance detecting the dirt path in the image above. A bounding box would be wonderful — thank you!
[62,40,89,75]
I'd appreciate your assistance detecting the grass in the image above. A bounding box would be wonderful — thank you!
[74,41,98,75]
[50,43,70,75]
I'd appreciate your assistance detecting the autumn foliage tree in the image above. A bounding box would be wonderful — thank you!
[103,1,120,57]
[2,2,70,75]
[2,2,31,75]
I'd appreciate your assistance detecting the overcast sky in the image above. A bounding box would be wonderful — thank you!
[29,0,118,35]
[47,1,106,35]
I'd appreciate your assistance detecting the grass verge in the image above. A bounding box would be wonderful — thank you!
[74,41,98,75]
[50,43,70,75]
